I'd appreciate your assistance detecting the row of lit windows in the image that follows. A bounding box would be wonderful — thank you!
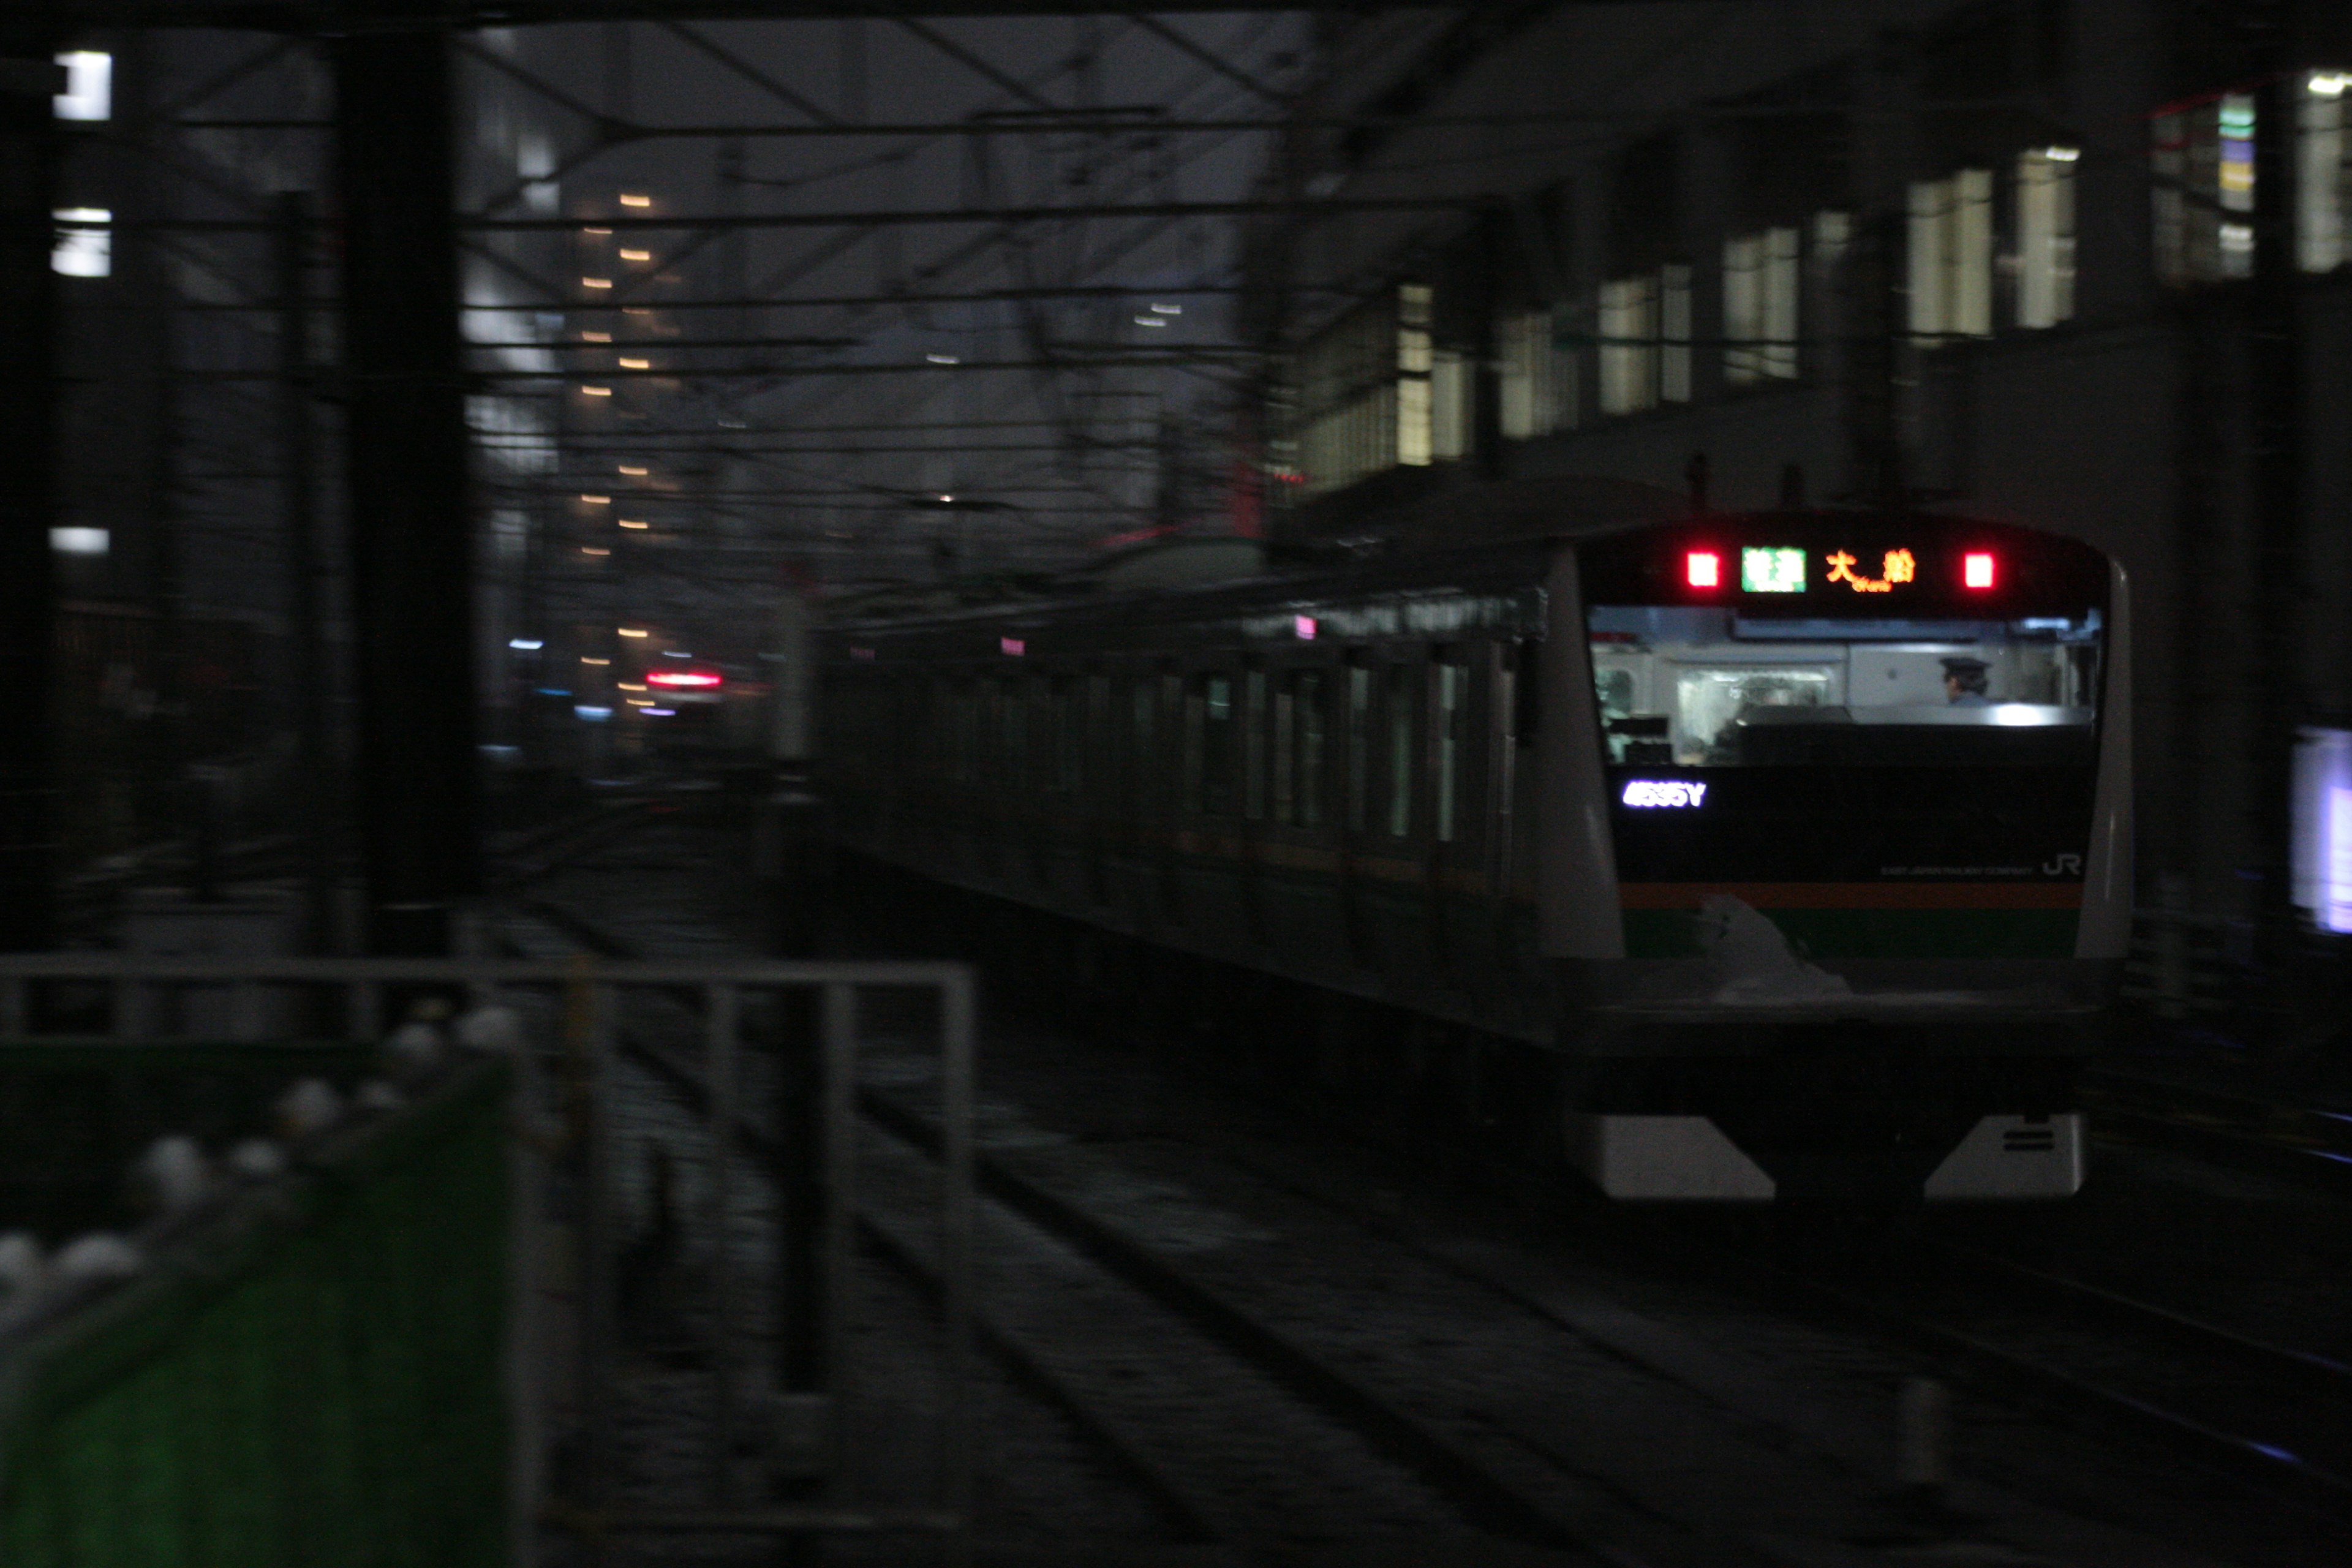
[845,653,1512,846]
[1284,69,2352,487]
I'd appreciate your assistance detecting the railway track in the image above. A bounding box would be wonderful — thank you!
[1838,1242,2352,1515]
[495,899,1616,1561]
[2080,1072,2352,1196]
[492,820,2339,1564]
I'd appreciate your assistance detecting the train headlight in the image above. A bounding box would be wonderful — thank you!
[1685,551,1722,589]
[1963,551,1997,589]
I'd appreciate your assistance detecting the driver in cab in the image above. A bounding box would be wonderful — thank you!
[1943,656,1994,707]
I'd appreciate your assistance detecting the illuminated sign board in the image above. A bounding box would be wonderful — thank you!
[1621,780,1708,809]
[1824,548,1917,594]
[2293,728,2352,933]
[1741,547,1805,593]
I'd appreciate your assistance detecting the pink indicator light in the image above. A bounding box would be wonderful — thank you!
[1294,614,1317,641]
[646,669,723,688]
[1962,552,1997,590]
[1000,636,1025,656]
[1685,551,1722,589]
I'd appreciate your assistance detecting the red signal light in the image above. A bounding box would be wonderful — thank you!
[1685,551,1722,589]
[645,669,723,688]
[1962,552,1997,590]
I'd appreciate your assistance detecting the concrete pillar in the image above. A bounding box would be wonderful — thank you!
[0,39,61,952]
[333,17,480,955]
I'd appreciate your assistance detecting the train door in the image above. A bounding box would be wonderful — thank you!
[1430,646,1496,990]
[1338,652,1375,970]
[1153,666,1185,930]
[1359,651,1431,982]
[1082,669,1112,910]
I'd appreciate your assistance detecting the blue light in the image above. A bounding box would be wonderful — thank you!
[575,705,612,722]
[537,687,571,697]
[509,638,544,650]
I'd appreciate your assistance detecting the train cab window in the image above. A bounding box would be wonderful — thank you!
[1585,604,2103,767]
[1297,672,1327,829]
[1385,662,1416,838]
[1346,663,1373,832]
[1434,658,1466,843]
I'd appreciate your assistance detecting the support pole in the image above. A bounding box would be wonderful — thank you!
[2250,31,2307,1014]
[333,18,480,956]
[278,191,334,954]
[0,39,62,953]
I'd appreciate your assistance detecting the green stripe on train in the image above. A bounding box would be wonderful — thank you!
[1622,907,2080,960]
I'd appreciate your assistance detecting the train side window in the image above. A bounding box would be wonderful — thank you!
[1199,674,1237,817]
[1054,678,1082,794]
[1493,647,1518,824]
[1158,673,1183,816]
[1131,679,1155,809]
[1272,676,1296,824]
[1085,674,1109,797]
[1512,638,1539,738]
[1346,663,1372,832]
[1297,672,1327,829]
[1386,662,1416,838]
[997,682,1025,790]
[1244,669,1268,821]
[1434,657,1466,843]
[978,678,1001,785]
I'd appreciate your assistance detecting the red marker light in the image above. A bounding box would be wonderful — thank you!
[1685,551,1722,589]
[1962,552,1997,590]
[645,669,723,688]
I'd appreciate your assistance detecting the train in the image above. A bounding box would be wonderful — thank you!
[815,491,2129,1206]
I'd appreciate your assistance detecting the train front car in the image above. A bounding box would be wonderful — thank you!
[1551,513,2128,1206]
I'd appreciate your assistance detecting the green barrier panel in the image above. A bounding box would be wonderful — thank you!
[0,1055,511,1568]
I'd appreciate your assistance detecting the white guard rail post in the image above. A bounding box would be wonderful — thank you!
[0,954,978,1567]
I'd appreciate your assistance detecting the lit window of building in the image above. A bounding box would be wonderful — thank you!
[1287,284,1445,497]
[1659,265,1692,404]
[2015,148,2078,327]
[1498,308,1575,437]
[2154,93,2256,284]
[1598,274,1659,416]
[1395,282,1434,467]
[51,208,110,277]
[2300,71,2352,272]
[1908,169,1993,341]
[1723,227,1800,383]
[1430,349,1469,461]
[53,52,110,121]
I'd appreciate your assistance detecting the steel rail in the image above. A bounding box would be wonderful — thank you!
[494,903,1223,1545]
[851,1083,1588,1550]
[510,894,1589,1553]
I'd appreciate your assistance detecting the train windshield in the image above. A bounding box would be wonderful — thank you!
[1587,606,2103,767]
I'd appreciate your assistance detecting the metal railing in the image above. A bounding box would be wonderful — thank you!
[0,953,978,1566]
